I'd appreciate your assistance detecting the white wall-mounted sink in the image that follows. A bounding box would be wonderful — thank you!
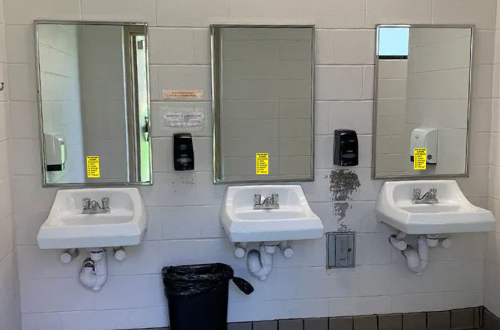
[220,185,324,243]
[37,188,147,249]
[376,180,495,234]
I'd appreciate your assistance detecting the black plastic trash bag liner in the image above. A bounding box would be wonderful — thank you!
[162,263,254,330]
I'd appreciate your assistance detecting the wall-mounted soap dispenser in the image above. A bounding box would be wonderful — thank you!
[173,133,195,171]
[44,133,66,171]
[334,129,358,166]
[410,128,438,164]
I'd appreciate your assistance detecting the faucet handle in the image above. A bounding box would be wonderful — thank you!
[101,197,110,210]
[413,189,421,199]
[82,198,91,209]
[254,194,262,205]
[429,188,437,196]
[271,193,279,205]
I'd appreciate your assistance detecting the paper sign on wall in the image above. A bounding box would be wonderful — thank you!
[414,149,427,170]
[163,90,203,100]
[256,153,269,175]
[87,156,100,178]
[163,110,205,127]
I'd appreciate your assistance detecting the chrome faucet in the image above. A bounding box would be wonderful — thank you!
[254,193,279,210]
[412,188,438,204]
[82,197,110,214]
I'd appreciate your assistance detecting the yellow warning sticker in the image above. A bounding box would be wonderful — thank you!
[256,153,269,175]
[87,156,100,178]
[414,148,427,170]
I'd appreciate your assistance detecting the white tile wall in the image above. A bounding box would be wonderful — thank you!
[0,1,20,329]
[486,0,500,318]
[0,0,497,329]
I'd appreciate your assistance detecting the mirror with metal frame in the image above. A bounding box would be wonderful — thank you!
[211,25,315,183]
[373,24,473,179]
[35,21,152,186]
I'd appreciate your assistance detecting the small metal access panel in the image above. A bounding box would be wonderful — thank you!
[327,232,355,268]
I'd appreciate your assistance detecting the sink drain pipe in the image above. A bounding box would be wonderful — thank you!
[79,248,108,291]
[402,236,428,275]
[247,244,277,281]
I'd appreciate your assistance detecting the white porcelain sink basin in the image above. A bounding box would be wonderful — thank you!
[221,185,324,243]
[376,180,495,234]
[37,188,147,249]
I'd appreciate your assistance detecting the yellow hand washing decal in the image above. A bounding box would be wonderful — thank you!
[87,156,100,178]
[414,148,427,170]
[256,153,269,175]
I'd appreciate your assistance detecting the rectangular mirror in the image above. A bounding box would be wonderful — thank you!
[373,24,473,179]
[212,25,315,183]
[35,21,152,186]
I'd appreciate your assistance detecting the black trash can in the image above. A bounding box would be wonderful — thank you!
[162,263,254,330]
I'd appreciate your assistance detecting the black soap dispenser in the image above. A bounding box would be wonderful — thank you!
[334,129,358,166]
[173,133,195,171]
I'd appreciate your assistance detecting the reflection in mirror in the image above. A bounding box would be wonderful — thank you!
[212,25,315,183]
[373,25,473,179]
[35,22,152,186]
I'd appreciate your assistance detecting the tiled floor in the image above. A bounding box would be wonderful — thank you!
[133,306,498,330]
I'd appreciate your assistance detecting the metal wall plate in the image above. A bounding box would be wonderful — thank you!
[327,232,355,268]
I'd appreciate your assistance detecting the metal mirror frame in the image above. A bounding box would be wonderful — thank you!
[34,20,153,187]
[372,24,475,180]
[210,24,316,184]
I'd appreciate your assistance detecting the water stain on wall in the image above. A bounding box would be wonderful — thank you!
[328,169,361,231]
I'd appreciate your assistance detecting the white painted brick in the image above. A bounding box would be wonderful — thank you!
[366,0,432,26]
[316,66,363,101]
[17,246,82,281]
[5,25,33,64]
[452,290,484,309]
[331,30,375,65]
[20,278,95,313]
[356,233,393,265]
[432,0,496,29]
[7,64,37,101]
[11,175,56,212]
[157,65,211,101]
[229,0,299,24]
[9,102,39,139]
[3,0,79,25]
[327,101,373,135]
[149,28,194,65]
[391,292,453,313]
[193,29,211,65]
[329,296,392,316]
[22,313,60,330]
[229,299,329,322]
[315,30,332,65]
[139,172,226,207]
[152,205,224,239]
[58,308,168,330]
[0,216,13,262]
[14,209,48,246]
[156,0,229,27]
[81,0,157,26]
[298,0,366,29]
[9,139,39,175]
[93,275,165,310]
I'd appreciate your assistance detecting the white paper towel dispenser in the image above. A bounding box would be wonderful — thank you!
[44,133,66,171]
[410,128,437,165]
